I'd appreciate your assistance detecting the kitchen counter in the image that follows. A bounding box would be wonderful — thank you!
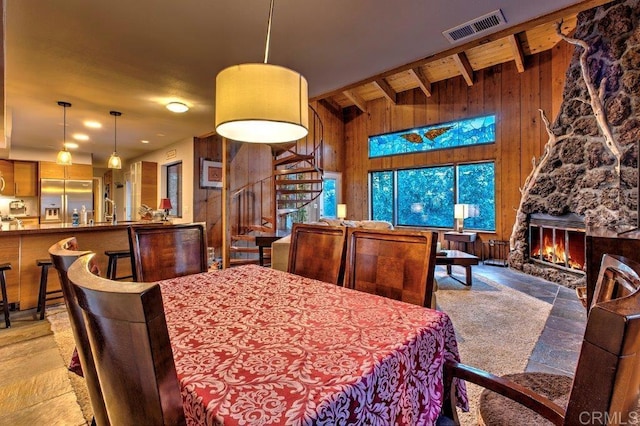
[0,220,162,234]
[0,220,172,310]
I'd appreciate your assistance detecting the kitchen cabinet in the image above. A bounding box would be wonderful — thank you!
[39,161,93,180]
[0,160,15,196]
[14,161,38,196]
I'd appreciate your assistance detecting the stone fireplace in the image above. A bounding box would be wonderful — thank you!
[509,0,640,288]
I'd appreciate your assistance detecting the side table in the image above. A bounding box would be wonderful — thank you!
[444,231,477,254]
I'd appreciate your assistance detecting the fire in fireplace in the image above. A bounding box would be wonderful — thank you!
[528,213,586,273]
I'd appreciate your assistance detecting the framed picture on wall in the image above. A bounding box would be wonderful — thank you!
[200,159,223,188]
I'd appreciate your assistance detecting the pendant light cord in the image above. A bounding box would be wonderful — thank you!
[263,0,275,64]
[114,113,117,151]
[63,105,67,151]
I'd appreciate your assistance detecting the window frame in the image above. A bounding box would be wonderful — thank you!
[165,162,182,218]
[369,160,496,232]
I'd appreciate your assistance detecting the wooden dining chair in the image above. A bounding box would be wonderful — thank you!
[590,253,640,310]
[287,223,348,285]
[438,254,640,425]
[344,228,438,308]
[48,237,110,426]
[128,222,207,281]
[67,253,186,425]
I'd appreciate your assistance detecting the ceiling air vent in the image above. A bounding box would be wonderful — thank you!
[443,9,506,43]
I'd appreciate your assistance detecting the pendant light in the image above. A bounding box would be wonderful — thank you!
[56,101,73,165]
[215,0,308,143]
[108,110,122,169]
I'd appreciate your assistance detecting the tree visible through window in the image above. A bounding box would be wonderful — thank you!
[166,162,182,217]
[370,162,495,231]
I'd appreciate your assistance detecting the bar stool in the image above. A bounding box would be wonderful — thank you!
[0,263,11,328]
[37,258,63,320]
[105,250,133,281]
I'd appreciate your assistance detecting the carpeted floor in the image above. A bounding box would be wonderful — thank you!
[435,269,552,425]
[47,270,551,425]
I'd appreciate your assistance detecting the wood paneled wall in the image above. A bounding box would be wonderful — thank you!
[340,42,574,247]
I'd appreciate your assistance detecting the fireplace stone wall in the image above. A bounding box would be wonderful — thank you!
[509,0,640,287]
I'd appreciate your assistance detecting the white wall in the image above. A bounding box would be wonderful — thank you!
[126,137,194,224]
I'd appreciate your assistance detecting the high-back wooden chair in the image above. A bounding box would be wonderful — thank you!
[287,223,348,285]
[439,254,640,425]
[344,228,438,308]
[67,253,185,425]
[128,222,207,282]
[48,237,110,426]
[590,253,640,310]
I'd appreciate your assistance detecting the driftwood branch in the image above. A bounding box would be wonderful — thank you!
[554,21,620,170]
[509,109,558,250]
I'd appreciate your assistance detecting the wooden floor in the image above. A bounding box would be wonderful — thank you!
[0,264,586,423]
[0,308,86,426]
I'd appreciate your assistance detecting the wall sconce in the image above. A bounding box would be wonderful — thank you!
[454,203,469,233]
[337,204,347,221]
[159,198,172,221]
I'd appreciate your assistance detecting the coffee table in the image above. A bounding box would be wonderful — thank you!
[436,249,480,286]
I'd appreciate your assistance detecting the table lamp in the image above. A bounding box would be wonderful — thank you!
[159,198,172,221]
[337,204,347,221]
[454,203,469,233]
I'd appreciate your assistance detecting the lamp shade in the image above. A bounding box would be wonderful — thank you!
[159,198,172,210]
[56,149,72,166]
[215,63,309,143]
[108,153,122,169]
[337,204,347,220]
[454,203,469,219]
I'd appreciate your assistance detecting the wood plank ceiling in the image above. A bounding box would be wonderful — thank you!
[310,0,613,113]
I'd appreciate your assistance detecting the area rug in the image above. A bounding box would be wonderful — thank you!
[47,269,552,425]
[46,307,93,424]
[435,267,552,425]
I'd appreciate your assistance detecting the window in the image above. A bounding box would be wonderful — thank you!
[368,115,496,158]
[320,172,342,218]
[166,162,182,217]
[370,162,495,231]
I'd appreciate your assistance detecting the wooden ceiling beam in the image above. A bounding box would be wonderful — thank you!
[453,52,474,86]
[372,78,397,104]
[310,0,615,102]
[318,98,343,117]
[342,90,367,112]
[408,68,432,97]
[508,34,526,73]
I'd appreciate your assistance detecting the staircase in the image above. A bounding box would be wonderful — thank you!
[272,105,324,227]
[229,106,324,266]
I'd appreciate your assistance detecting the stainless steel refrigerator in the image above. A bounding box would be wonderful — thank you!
[40,179,93,224]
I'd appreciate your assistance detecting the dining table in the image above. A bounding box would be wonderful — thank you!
[155,264,468,425]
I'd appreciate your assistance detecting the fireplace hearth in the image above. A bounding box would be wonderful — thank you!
[528,213,586,275]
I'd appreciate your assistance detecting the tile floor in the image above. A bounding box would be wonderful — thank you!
[0,264,586,423]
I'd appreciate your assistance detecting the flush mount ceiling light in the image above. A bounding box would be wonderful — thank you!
[56,101,72,165]
[107,110,123,169]
[166,102,189,113]
[215,0,308,144]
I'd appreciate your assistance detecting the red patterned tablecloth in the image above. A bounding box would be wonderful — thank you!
[158,264,467,425]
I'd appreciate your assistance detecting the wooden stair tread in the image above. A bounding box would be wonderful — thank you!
[273,154,315,166]
[275,179,323,186]
[276,189,322,195]
[273,167,319,176]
